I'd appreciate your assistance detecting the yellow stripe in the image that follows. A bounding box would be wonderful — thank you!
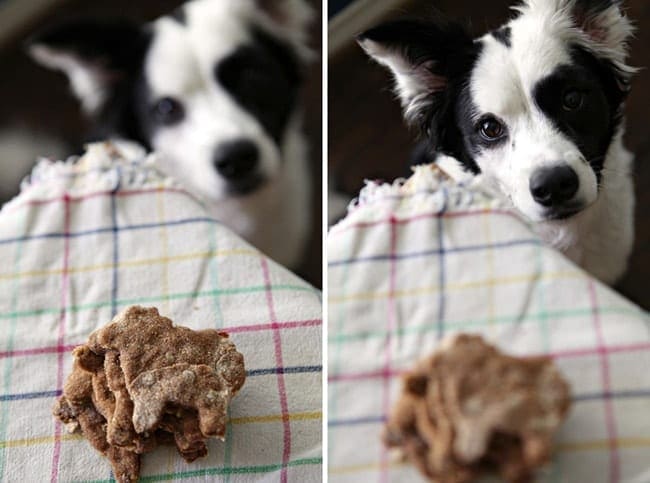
[0,433,81,449]
[329,438,650,475]
[231,411,322,425]
[329,271,582,303]
[0,249,258,280]
[329,461,406,475]
[558,438,650,452]
[0,412,321,449]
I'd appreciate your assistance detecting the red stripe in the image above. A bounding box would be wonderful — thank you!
[330,208,522,236]
[0,344,77,359]
[50,195,71,482]
[4,186,190,215]
[329,342,650,383]
[379,217,399,482]
[261,259,291,483]
[226,319,322,334]
[589,281,619,482]
[0,320,322,360]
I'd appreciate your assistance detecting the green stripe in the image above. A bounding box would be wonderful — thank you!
[205,224,232,480]
[329,306,648,344]
[0,284,316,321]
[76,457,322,482]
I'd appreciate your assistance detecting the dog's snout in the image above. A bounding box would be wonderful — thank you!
[214,140,259,180]
[529,165,579,207]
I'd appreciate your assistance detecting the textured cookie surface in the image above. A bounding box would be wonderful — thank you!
[384,334,571,483]
[53,306,246,483]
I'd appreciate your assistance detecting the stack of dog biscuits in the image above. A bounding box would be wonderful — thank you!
[53,306,246,483]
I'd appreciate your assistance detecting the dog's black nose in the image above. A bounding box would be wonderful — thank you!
[214,140,259,180]
[529,165,579,207]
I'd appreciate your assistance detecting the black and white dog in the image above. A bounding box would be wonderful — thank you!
[29,0,314,269]
[360,0,636,285]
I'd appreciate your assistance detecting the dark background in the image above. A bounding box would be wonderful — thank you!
[329,0,648,309]
[0,0,322,287]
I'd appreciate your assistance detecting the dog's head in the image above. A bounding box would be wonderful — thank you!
[29,0,313,202]
[360,0,636,222]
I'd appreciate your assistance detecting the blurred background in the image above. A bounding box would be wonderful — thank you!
[329,0,649,309]
[0,0,322,286]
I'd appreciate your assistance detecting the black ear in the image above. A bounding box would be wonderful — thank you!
[358,19,478,161]
[28,19,148,113]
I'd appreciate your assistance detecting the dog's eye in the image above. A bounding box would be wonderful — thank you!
[478,117,505,141]
[562,90,584,111]
[152,97,185,125]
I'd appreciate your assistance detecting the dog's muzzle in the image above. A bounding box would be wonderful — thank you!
[213,139,265,195]
[529,165,582,220]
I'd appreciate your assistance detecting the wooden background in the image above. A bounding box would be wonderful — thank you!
[330,0,649,308]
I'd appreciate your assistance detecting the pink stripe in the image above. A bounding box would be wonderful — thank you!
[379,217,399,482]
[589,281,619,482]
[330,208,522,236]
[225,319,322,334]
[0,320,322,360]
[261,259,291,483]
[4,186,190,215]
[50,195,71,482]
[330,342,650,383]
[0,344,77,359]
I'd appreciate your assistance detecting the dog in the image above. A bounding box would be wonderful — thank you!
[359,0,637,285]
[28,0,314,270]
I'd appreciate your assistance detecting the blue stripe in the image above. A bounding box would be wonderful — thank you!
[574,389,650,402]
[328,238,541,267]
[247,365,322,377]
[436,210,446,341]
[0,366,322,402]
[0,390,61,402]
[0,217,221,246]
[110,172,120,317]
[328,389,650,427]
[329,416,385,427]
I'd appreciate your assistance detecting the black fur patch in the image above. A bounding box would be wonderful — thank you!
[359,19,482,174]
[533,46,628,181]
[170,6,187,25]
[32,19,154,148]
[31,19,147,72]
[215,28,302,143]
[492,26,511,47]
[574,0,617,13]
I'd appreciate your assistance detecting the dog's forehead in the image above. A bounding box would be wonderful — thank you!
[145,0,258,95]
[470,16,573,118]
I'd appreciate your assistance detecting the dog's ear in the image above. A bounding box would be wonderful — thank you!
[28,19,147,114]
[358,19,475,135]
[256,0,314,62]
[519,0,637,85]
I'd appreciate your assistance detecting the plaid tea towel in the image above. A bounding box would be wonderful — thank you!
[328,165,650,483]
[0,141,322,482]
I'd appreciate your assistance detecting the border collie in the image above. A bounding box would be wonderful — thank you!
[28,0,314,270]
[359,0,637,285]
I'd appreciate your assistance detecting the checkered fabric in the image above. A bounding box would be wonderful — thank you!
[0,142,322,482]
[328,166,650,482]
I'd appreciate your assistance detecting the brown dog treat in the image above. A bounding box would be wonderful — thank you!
[86,306,246,394]
[53,306,246,483]
[384,334,571,483]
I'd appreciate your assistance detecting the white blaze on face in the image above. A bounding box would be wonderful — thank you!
[468,29,598,222]
[144,0,282,203]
